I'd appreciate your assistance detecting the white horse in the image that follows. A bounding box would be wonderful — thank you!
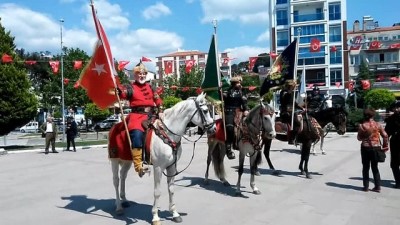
[205,102,276,196]
[108,93,216,225]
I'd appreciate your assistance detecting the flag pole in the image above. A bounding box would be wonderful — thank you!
[290,29,301,131]
[90,0,132,150]
[212,19,227,141]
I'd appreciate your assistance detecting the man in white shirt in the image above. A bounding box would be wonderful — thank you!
[40,117,58,154]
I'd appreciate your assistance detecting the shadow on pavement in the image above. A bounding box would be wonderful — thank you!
[58,195,185,224]
[175,176,240,197]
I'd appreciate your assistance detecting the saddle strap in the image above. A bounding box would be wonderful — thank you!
[149,121,181,151]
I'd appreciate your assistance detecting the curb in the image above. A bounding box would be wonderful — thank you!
[5,144,108,154]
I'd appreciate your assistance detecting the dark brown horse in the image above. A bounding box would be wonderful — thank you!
[261,106,347,178]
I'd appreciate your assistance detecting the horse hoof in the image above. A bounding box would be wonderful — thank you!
[172,216,183,223]
[255,171,261,176]
[121,201,130,208]
[253,190,261,195]
[235,192,243,197]
[306,173,312,179]
[152,220,162,225]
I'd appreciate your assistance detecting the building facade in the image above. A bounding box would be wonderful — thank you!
[348,16,400,97]
[156,50,230,80]
[269,0,348,98]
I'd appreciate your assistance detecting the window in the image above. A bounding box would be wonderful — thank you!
[329,3,341,20]
[295,24,325,44]
[276,0,287,4]
[330,47,342,64]
[350,55,361,65]
[298,47,325,65]
[277,9,288,25]
[277,30,289,46]
[330,69,342,85]
[329,25,341,42]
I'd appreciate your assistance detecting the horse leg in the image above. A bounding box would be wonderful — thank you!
[298,148,305,175]
[204,139,214,185]
[302,141,312,179]
[119,161,132,208]
[235,148,245,196]
[152,166,163,225]
[263,138,280,175]
[167,166,182,223]
[111,159,123,215]
[215,142,229,186]
[320,132,326,155]
[250,151,261,195]
[311,140,318,155]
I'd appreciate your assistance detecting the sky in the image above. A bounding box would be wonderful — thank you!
[0,0,399,70]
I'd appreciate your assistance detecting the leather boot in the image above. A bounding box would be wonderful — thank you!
[131,148,147,177]
[226,144,235,160]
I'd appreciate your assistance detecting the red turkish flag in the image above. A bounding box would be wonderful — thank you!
[249,57,258,71]
[223,58,229,64]
[25,60,37,65]
[164,60,173,74]
[361,80,371,90]
[1,53,13,63]
[49,61,60,74]
[369,41,381,50]
[117,60,130,71]
[310,38,321,52]
[73,60,83,70]
[389,43,400,49]
[141,56,152,62]
[350,36,363,50]
[79,3,119,109]
[330,46,337,52]
[185,59,195,73]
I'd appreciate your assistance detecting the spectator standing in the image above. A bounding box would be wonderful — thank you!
[40,117,58,154]
[66,116,78,152]
[357,108,389,192]
[384,101,400,188]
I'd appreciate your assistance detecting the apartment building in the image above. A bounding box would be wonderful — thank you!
[156,50,229,80]
[348,16,400,97]
[269,0,348,98]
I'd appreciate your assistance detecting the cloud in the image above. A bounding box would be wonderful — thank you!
[142,2,171,20]
[223,45,269,63]
[200,0,268,24]
[256,30,270,43]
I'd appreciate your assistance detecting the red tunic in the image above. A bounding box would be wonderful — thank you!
[120,82,162,131]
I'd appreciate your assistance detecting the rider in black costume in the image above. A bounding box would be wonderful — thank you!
[385,101,400,189]
[223,76,249,160]
[307,86,323,117]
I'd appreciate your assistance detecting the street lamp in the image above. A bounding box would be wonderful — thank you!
[60,18,66,143]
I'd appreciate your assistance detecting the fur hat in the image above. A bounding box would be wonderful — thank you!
[284,79,296,88]
[230,76,242,83]
[133,63,148,75]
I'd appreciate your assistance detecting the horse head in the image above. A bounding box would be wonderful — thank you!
[192,93,216,134]
[246,102,276,139]
[329,107,347,135]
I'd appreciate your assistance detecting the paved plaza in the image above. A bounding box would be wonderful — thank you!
[1,132,399,225]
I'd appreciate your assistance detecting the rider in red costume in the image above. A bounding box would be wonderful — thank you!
[118,62,163,177]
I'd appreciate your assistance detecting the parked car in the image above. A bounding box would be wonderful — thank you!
[20,121,39,133]
[93,118,119,131]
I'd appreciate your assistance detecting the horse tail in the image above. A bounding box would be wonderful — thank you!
[211,139,226,179]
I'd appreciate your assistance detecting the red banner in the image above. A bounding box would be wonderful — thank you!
[164,60,173,74]
[49,61,60,74]
[310,38,321,52]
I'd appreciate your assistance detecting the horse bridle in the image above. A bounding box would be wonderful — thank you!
[245,104,274,154]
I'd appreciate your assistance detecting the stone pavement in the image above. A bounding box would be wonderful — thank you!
[0,132,399,225]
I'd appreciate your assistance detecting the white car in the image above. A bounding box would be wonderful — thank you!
[20,121,39,133]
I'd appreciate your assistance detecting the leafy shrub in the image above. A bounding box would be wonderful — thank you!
[163,96,182,109]
[347,108,363,132]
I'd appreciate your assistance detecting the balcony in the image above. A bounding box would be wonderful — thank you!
[293,13,324,23]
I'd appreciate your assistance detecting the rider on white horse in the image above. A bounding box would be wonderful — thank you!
[117,62,163,177]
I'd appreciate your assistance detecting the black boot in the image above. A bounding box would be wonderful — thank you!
[226,144,235,160]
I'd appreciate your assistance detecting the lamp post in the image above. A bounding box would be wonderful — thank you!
[60,18,66,142]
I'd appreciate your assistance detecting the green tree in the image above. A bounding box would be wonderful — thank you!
[84,103,111,124]
[364,88,395,109]
[0,18,38,135]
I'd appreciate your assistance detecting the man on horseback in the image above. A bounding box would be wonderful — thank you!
[279,80,304,145]
[307,86,323,116]
[222,76,249,160]
[117,62,163,177]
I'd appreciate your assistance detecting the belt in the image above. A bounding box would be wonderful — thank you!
[130,106,154,113]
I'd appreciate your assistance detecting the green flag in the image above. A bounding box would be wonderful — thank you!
[202,34,221,101]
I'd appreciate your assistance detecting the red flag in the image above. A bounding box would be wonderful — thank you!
[270,52,278,59]
[1,53,13,63]
[164,60,173,74]
[249,57,258,71]
[49,61,60,74]
[310,38,321,52]
[79,3,119,109]
[141,56,152,62]
[185,59,195,73]
[330,46,337,52]
[73,60,83,70]
[369,41,381,50]
[389,43,400,49]
[348,81,354,92]
[307,83,314,89]
[63,78,70,85]
[361,80,370,90]
[25,60,37,65]
[73,81,80,89]
[223,58,229,64]
[117,60,130,71]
